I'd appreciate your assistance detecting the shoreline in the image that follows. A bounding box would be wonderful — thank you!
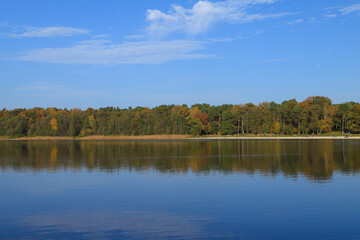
[2,135,191,141]
[1,135,360,141]
[195,136,360,140]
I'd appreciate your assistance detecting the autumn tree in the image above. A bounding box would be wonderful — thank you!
[50,118,58,132]
[187,107,210,135]
[349,104,360,132]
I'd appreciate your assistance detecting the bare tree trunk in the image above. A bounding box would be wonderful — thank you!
[241,119,244,134]
[247,114,249,134]
[283,119,286,135]
[237,117,240,134]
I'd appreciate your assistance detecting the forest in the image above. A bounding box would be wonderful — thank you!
[1,96,360,137]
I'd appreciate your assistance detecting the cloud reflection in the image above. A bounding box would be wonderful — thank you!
[20,210,216,239]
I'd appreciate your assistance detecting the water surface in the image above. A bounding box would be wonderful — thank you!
[1,140,360,239]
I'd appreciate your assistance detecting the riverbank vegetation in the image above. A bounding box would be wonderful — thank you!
[1,96,360,137]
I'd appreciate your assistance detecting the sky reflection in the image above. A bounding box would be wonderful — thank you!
[19,210,214,239]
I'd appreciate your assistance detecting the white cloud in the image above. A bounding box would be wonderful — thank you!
[146,0,286,36]
[11,39,210,64]
[6,26,89,38]
[339,3,360,15]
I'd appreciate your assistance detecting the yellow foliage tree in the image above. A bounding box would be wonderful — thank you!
[88,115,95,130]
[320,119,332,133]
[292,127,298,134]
[83,114,96,135]
[271,121,281,134]
[50,118,58,131]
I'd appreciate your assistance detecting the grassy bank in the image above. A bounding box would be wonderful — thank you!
[196,133,360,140]
[197,136,360,140]
[1,134,360,141]
[6,135,191,141]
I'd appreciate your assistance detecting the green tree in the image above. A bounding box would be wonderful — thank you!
[349,104,360,132]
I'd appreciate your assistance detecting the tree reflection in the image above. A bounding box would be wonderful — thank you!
[0,140,359,180]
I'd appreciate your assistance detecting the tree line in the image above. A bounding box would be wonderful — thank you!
[1,96,360,137]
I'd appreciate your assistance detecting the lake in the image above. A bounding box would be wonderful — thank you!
[0,140,360,239]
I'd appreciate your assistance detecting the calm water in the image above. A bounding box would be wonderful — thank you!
[1,140,360,239]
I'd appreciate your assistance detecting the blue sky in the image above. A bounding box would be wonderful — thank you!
[1,0,360,109]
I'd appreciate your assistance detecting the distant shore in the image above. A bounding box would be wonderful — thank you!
[1,134,360,141]
[2,135,190,141]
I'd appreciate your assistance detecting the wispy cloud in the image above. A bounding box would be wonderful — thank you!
[17,82,63,91]
[124,34,146,39]
[5,26,89,38]
[16,82,102,98]
[287,19,304,25]
[92,34,111,39]
[208,37,234,43]
[0,22,10,27]
[146,0,288,37]
[323,3,360,19]
[339,3,360,15]
[324,14,337,18]
[259,56,300,63]
[306,17,317,23]
[11,39,210,64]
